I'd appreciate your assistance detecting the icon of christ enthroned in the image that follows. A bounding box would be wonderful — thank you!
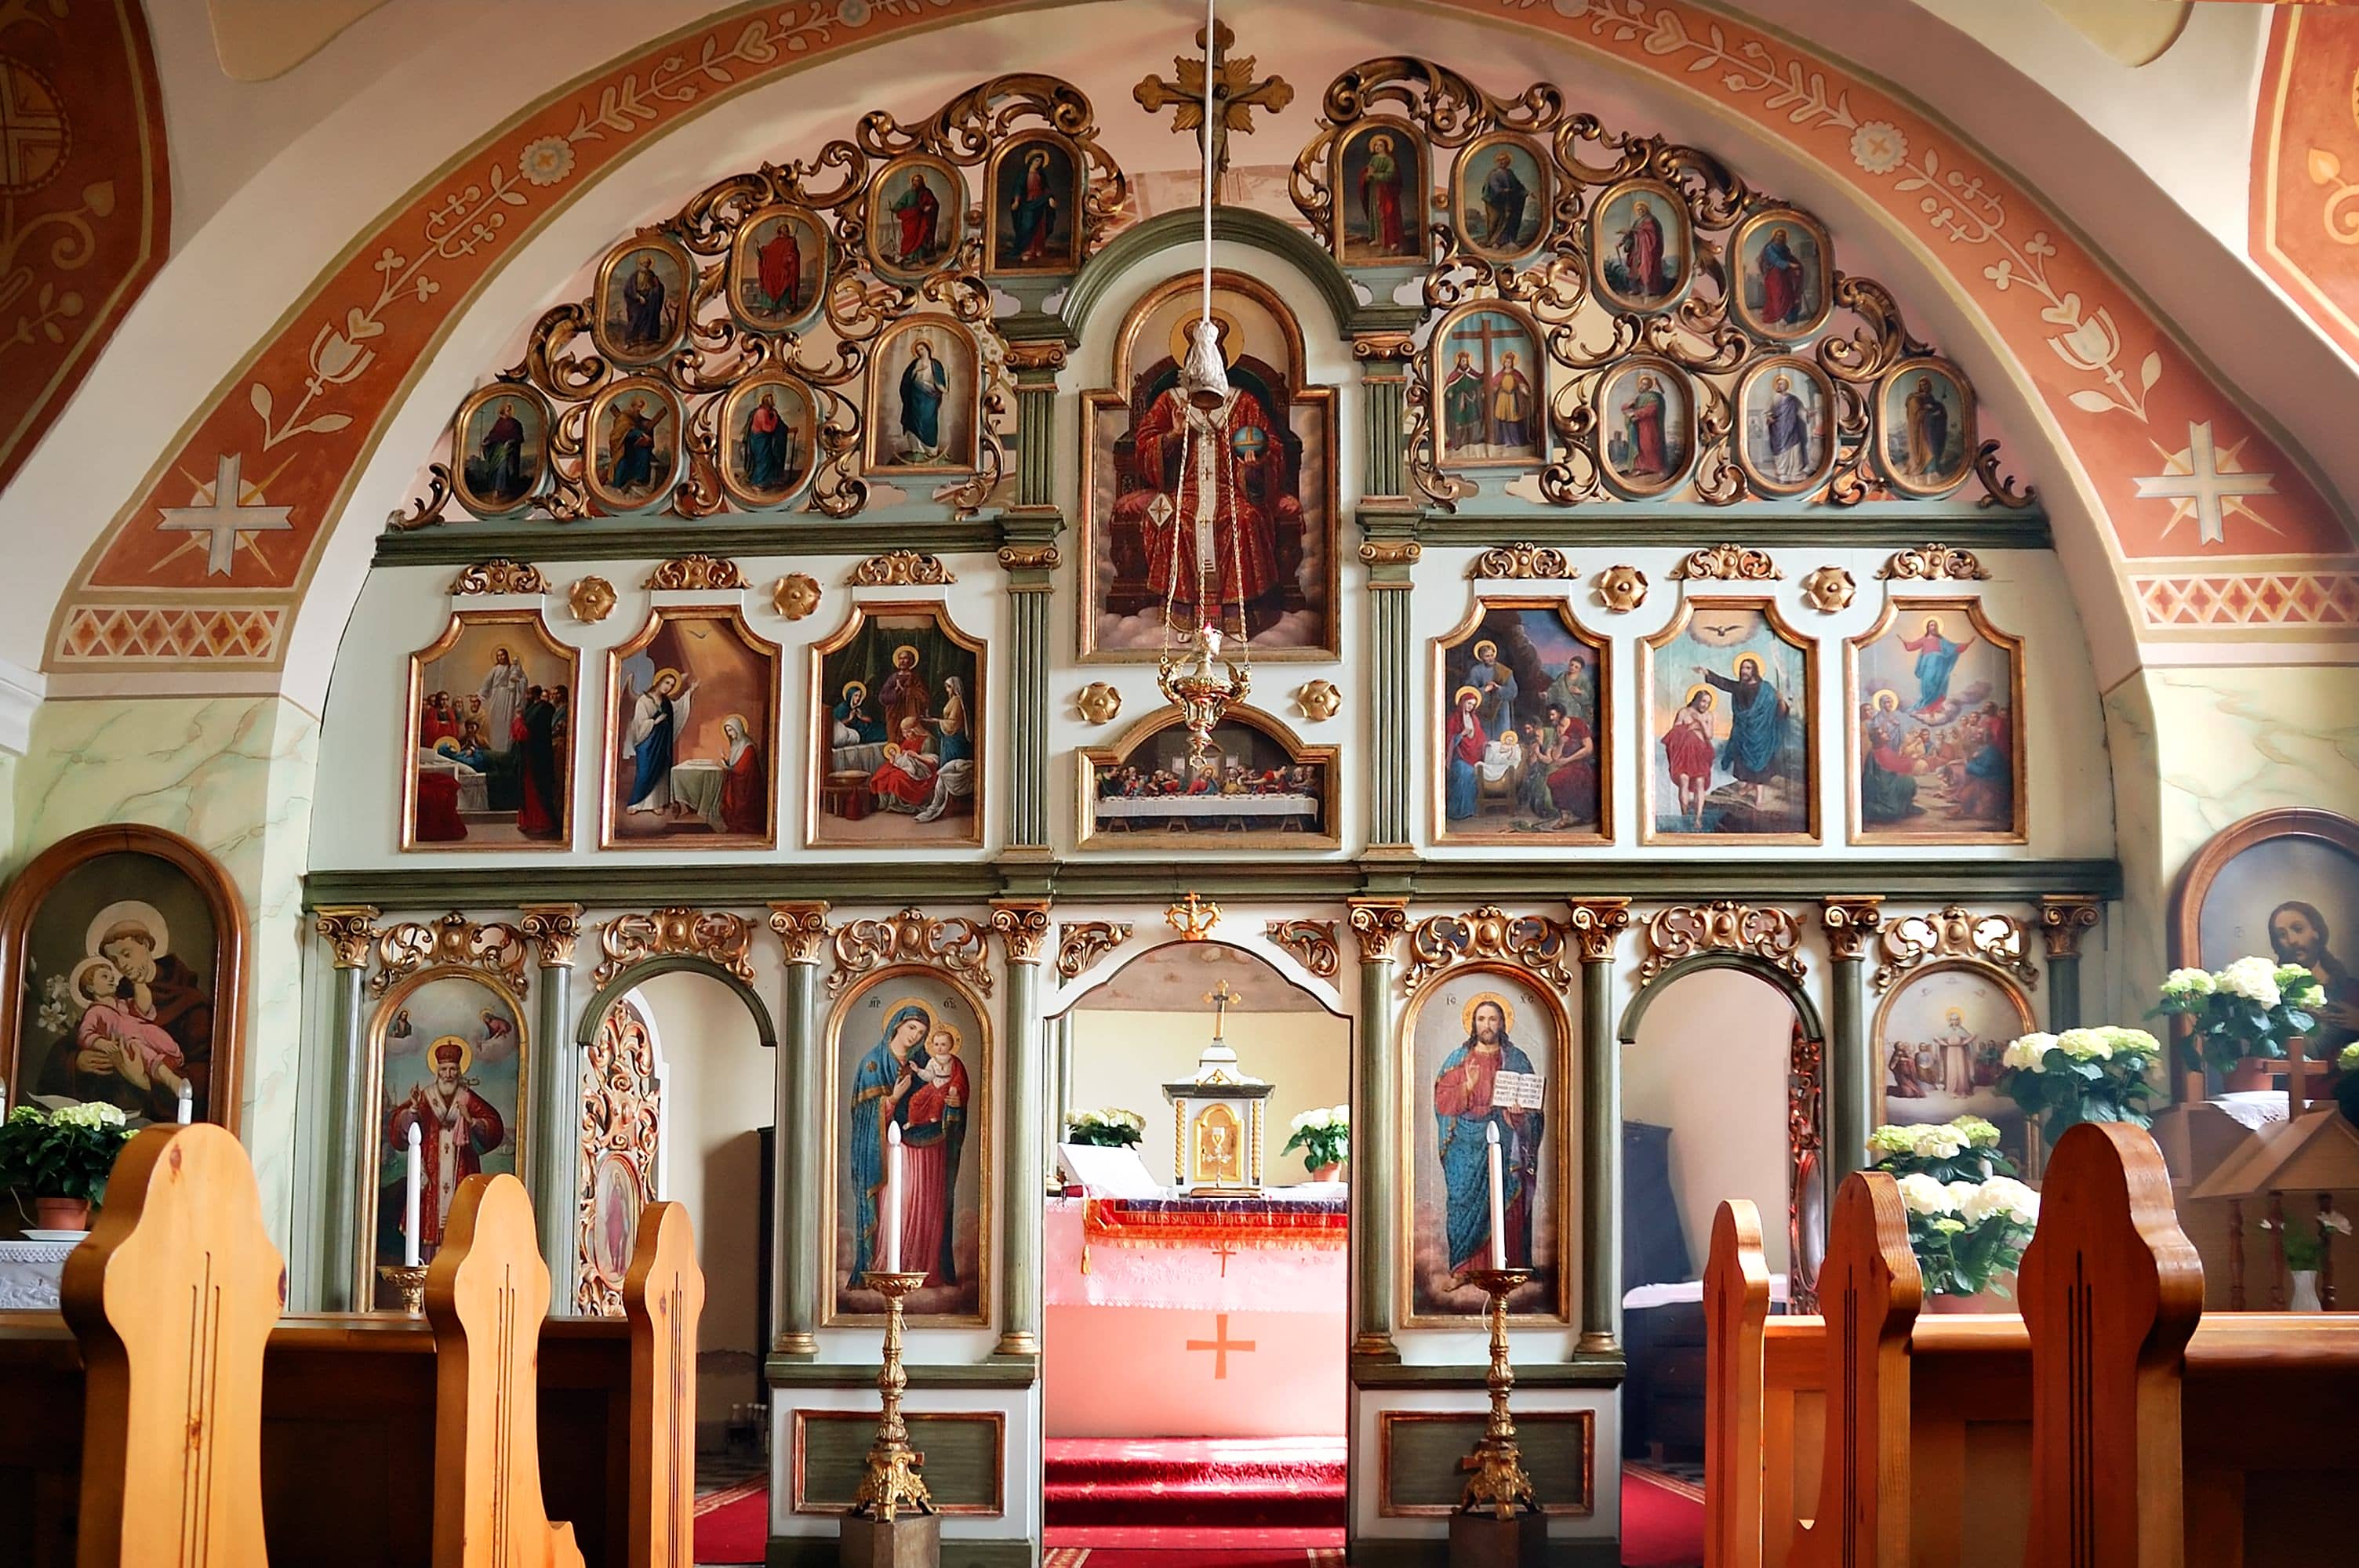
[1086,270,1336,659]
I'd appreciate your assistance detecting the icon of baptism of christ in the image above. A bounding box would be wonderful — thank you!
[1648,602,1813,840]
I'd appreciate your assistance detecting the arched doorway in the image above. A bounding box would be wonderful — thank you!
[1042,938,1353,1548]
[1616,958,1822,1494]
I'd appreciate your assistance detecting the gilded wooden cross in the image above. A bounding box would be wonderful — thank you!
[1203,978,1241,1039]
[1133,20,1293,189]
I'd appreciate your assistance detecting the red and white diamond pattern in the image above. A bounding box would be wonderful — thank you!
[2132,572,2359,630]
[54,604,285,662]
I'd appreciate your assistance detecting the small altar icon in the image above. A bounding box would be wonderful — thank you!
[1162,980,1275,1195]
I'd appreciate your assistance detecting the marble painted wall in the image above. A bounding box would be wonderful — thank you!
[2103,662,2359,1025]
[9,695,321,1247]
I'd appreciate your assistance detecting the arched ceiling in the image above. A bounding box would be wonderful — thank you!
[9,0,2354,706]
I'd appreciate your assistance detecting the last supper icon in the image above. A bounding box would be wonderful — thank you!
[1083,271,1337,659]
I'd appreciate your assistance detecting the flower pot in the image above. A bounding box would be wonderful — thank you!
[32,1196,90,1232]
[2290,1269,2323,1313]
[1926,1287,2015,1315]
[2224,1058,2277,1094]
[1312,1162,1343,1183]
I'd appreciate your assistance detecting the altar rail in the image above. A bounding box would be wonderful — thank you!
[0,1123,701,1567]
[1703,1122,2359,1567]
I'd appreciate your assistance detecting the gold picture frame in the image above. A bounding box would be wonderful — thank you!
[582,375,688,516]
[1396,961,1576,1328]
[1430,595,1612,848]
[1732,354,1837,500]
[1640,596,1822,846]
[715,369,821,511]
[821,963,995,1327]
[1077,268,1339,662]
[806,598,987,850]
[1727,205,1834,342]
[983,130,1084,278]
[591,231,695,368]
[1450,131,1552,262]
[1871,956,2038,1169]
[1077,701,1341,851]
[865,153,967,281]
[1847,596,2026,846]
[599,604,783,851]
[1588,176,1694,314]
[1593,354,1699,499]
[863,315,980,477]
[1429,300,1548,473]
[356,962,531,1308]
[727,202,831,336]
[1873,355,1977,500]
[1331,117,1429,266]
[448,382,554,521]
[400,608,579,852]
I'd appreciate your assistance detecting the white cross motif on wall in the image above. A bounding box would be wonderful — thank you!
[158,454,294,577]
[2132,420,2277,546]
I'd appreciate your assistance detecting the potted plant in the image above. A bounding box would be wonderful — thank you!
[0,1102,136,1233]
[1063,1107,1145,1149]
[2339,1043,2359,1127]
[1866,1116,2037,1308]
[1281,1104,1350,1181]
[2258,1208,2350,1312]
[2154,959,2325,1093]
[1995,1025,2164,1150]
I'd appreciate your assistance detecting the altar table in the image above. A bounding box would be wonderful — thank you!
[1045,1193,1347,1439]
[0,1238,74,1311]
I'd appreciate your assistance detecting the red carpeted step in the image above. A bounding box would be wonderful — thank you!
[1044,1438,1348,1529]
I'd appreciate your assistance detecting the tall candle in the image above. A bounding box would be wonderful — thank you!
[175,1080,193,1125]
[884,1122,904,1274]
[404,1120,424,1269]
[1485,1121,1507,1270]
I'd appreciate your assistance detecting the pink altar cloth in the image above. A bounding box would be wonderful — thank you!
[1045,1196,1347,1314]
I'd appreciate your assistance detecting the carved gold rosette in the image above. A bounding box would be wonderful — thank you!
[830,907,994,995]
[1054,921,1132,982]
[594,908,757,988]
[368,912,531,997]
[1872,906,2037,992]
[1405,905,1576,991]
[1265,919,1341,979]
[1799,564,1856,612]
[1637,902,1807,986]
[575,996,661,1316]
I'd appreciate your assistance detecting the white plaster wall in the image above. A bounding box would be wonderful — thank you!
[631,967,772,1426]
[1065,1007,1352,1187]
[1626,966,1798,1276]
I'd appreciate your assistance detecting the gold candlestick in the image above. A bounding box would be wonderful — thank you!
[377,1263,428,1316]
[850,1270,936,1523]
[1458,1266,1539,1519]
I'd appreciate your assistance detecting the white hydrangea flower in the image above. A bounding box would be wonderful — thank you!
[2341,1043,2359,1074]
[54,1101,126,1129]
[2001,1033,2058,1070]
[1962,1176,2040,1227]
[2056,1027,2115,1062]
[1867,1124,1920,1155]
[2215,955,2283,1009]
[1910,1123,1968,1160]
[1896,1173,1956,1216]
[2160,967,2215,999]
[1952,1116,2001,1149]
[2100,1026,2161,1059]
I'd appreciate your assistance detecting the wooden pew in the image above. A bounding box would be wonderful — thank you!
[0,1134,701,1568]
[1707,1125,2359,1568]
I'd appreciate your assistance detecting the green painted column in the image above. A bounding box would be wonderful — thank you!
[2039,895,2101,1033]
[312,907,377,1312]
[1820,898,1885,1194]
[1360,523,1420,855]
[769,901,830,1356]
[1347,899,1408,1360]
[1353,331,1415,503]
[1052,1012,1074,1150]
[521,904,583,1312]
[1569,899,1632,1354]
[992,899,1052,1359]
[1001,550,1056,857]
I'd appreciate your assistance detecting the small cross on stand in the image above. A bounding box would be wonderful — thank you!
[1134,20,1294,191]
[1204,978,1240,1042]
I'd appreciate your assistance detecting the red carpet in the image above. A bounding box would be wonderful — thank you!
[692,1477,768,1565]
[1045,1438,1347,1529]
[1045,1548,1343,1566]
[1622,1465,1707,1568]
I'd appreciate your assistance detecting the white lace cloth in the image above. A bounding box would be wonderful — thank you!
[2209,1091,2292,1133]
[0,1238,78,1310]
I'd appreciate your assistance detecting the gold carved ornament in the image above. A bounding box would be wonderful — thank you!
[1671,543,1783,582]
[768,901,831,966]
[852,550,957,586]
[1879,544,1991,582]
[1799,565,1856,612]
[1594,565,1648,612]
[829,908,994,996]
[569,575,616,623]
[451,558,549,596]
[1468,543,1573,580]
[368,913,531,998]
[594,909,756,989]
[646,554,744,590]
[1872,906,2037,993]
[991,900,1053,966]
[1004,340,1068,374]
[314,907,380,970]
[1565,898,1633,964]
[1637,902,1808,987]
[1351,332,1418,363]
[1166,891,1220,942]
[519,905,583,969]
[575,996,661,1316]
[1265,919,1341,980]
[1347,899,1409,966]
[1054,921,1132,982]
[1076,682,1122,725]
[1358,540,1423,568]
[1405,905,1576,992]
[997,543,1060,572]
[2037,895,2102,960]
[1285,59,2034,514]
[1296,679,1341,721]
[772,573,821,621]
[1817,896,1885,964]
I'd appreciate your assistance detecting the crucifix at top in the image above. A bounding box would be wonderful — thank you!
[1133,20,1294,191]
[1204,978,1241,1041]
